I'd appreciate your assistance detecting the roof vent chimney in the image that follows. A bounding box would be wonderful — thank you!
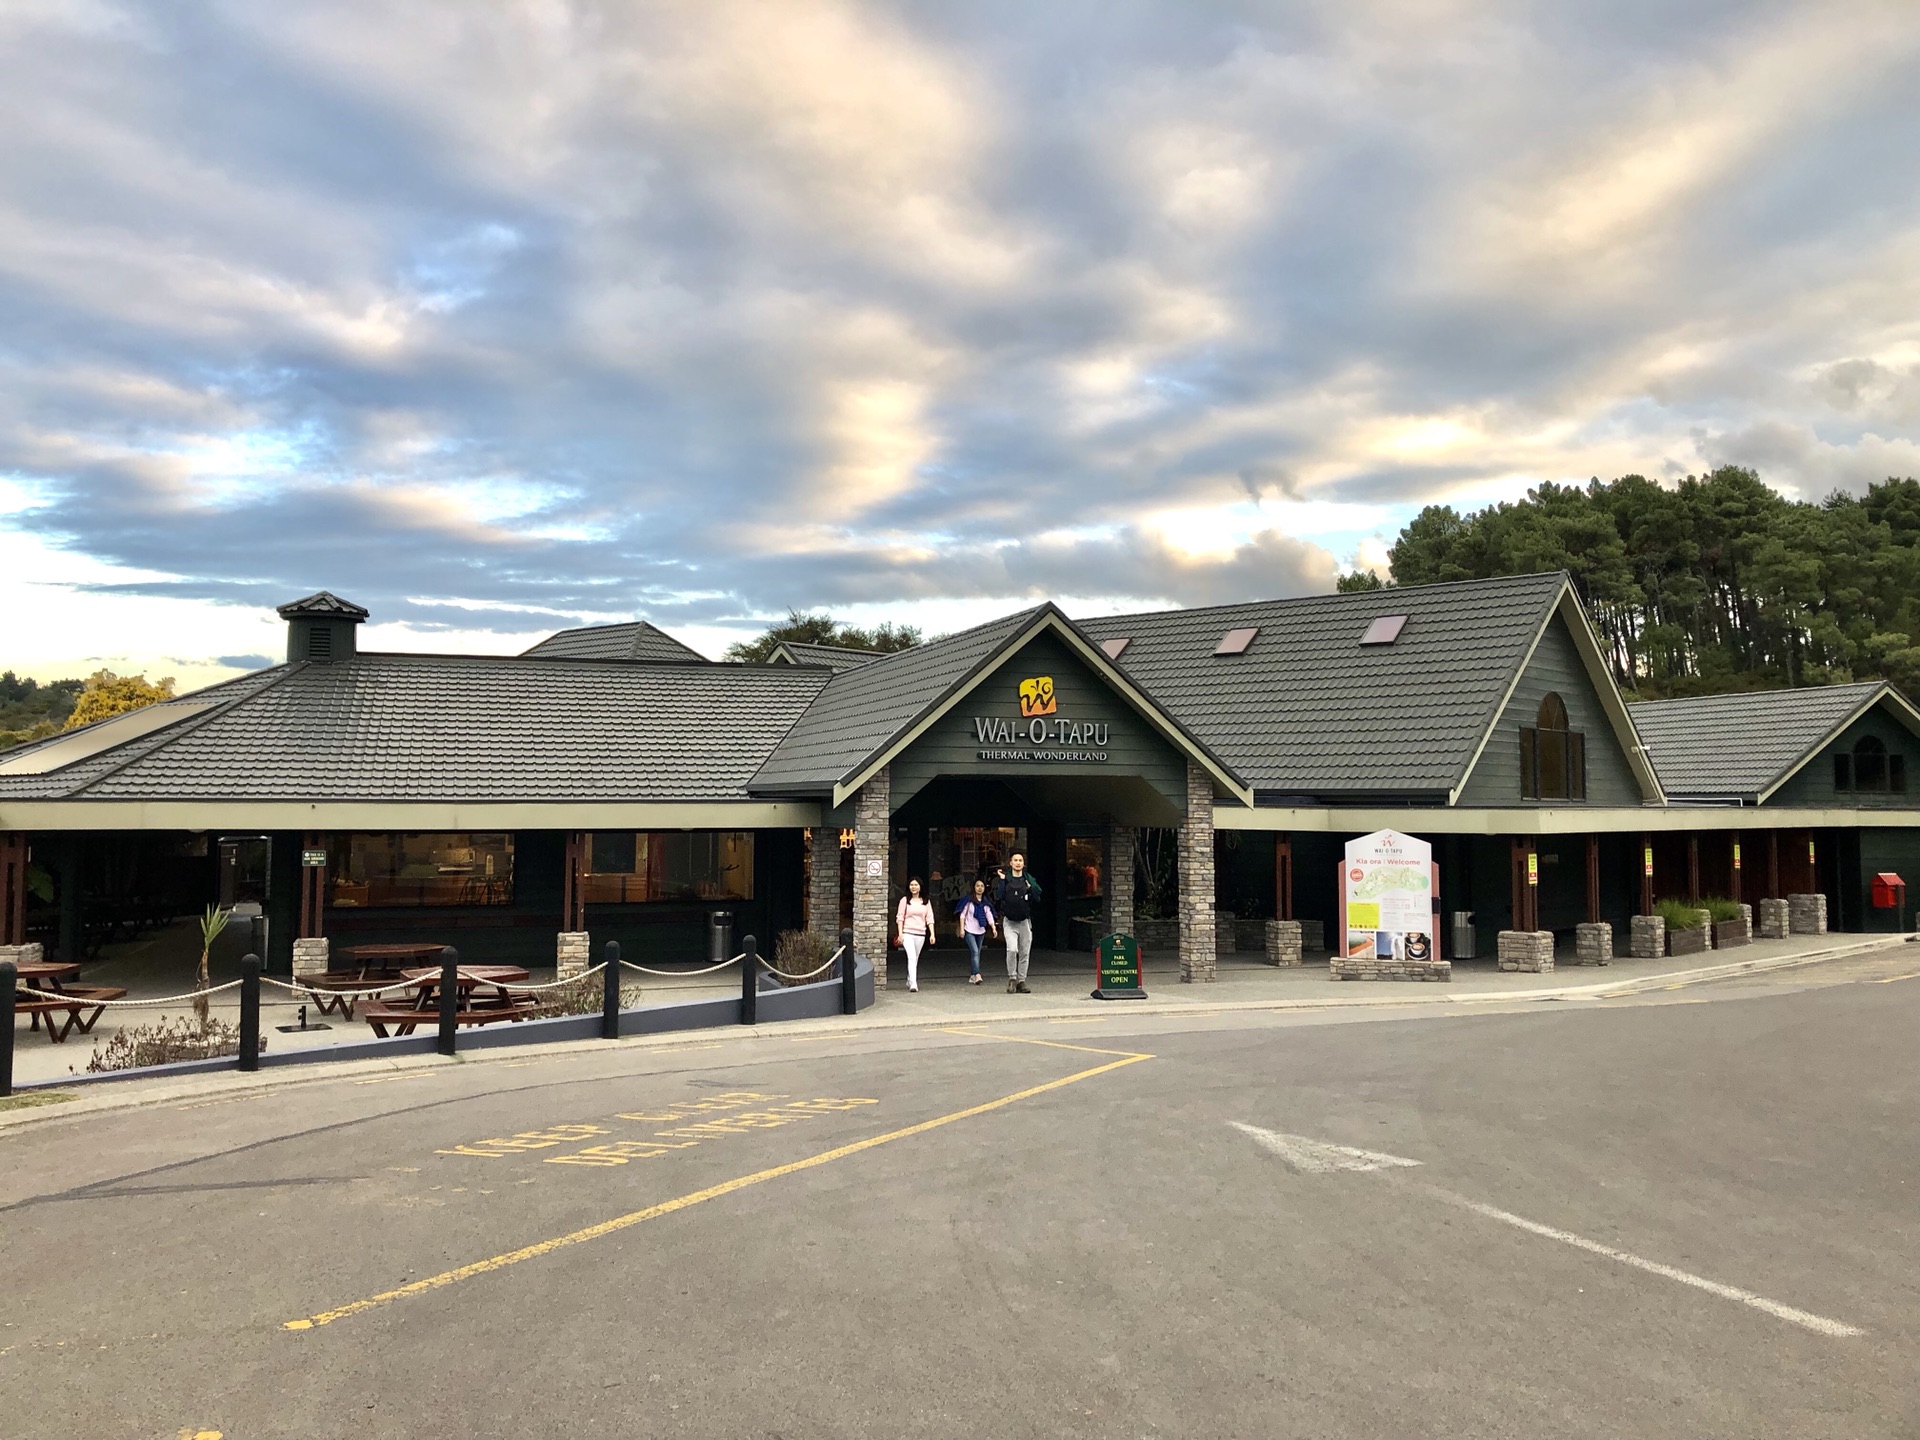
[276,591,369,663]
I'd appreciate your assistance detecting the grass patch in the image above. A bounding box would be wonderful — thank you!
[0,1091,74,1111]
[1655,897,1708,931]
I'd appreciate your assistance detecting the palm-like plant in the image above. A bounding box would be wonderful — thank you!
[196,904,231,1023]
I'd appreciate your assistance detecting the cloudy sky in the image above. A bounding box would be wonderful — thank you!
[4,0,1919,683]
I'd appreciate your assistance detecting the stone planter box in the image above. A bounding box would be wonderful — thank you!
[1265,919,1304,967]
[1713,915,1751,949]
[1756,897,1789,939]
[1667,924,1711,957]
[1629,915,1665,959]
[1788,893,1827,936]
[1573,921,1612,965]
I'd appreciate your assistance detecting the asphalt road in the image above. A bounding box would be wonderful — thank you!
[3,949,1918,1438]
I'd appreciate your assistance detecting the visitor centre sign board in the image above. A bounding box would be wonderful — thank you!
[1342,829,1435,964]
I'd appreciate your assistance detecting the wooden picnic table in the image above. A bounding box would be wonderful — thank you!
[343,942,451,974]
[358,965,538,1039]
[9,960,128,1043]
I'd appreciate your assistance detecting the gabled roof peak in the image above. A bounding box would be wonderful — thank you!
[276,591,369,621]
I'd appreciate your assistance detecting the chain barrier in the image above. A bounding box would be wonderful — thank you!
[754,945,846,982]
[16,980,245,1008]
[618,953,744,978]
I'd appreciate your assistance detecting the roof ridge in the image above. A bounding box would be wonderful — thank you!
[1088,570,1568,628]
[1634,680,1886,710]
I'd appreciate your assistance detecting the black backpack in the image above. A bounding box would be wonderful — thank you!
[1000,875,1035,922]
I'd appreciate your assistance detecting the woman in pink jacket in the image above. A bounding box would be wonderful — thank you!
[894,878,937,993]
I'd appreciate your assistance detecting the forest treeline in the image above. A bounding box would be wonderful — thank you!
[1370,467,1920,699]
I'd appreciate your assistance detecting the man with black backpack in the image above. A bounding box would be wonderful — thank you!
[994,853,1042,993]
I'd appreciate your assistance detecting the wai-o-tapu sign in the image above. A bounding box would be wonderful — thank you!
[973,675,1110,762]
[1341,829,1436,964]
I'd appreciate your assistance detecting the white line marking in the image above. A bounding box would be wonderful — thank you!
[1232,1123,1863,1338]
[1443,1195,1863,1337]
[1229,1122,1423,1174]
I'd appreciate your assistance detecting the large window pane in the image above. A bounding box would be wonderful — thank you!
[329,832,514,907]
[583,831,754,903]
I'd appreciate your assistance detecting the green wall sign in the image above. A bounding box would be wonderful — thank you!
[1093,932,1146,1001]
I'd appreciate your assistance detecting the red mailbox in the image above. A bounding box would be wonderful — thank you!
[1871,872,1905,909]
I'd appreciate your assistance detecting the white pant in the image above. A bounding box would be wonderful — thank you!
[902,932,927,988]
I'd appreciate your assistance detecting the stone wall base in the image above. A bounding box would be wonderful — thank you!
[1330,954,1451,981]
[1629,914,1665,958]
[1756,897,1790,939]
[1573,921,1612,965]
[291,936,330,978]
[0,942,45,969]
[1788,892,1827,935]
[557,931,591,980]
[1265,919,1304,967]
[1497,929,1555,973]
[1299,918,1326,952]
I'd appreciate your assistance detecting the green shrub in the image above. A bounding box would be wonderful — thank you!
[1655,897,1707,931]
[1699,896,1744,923]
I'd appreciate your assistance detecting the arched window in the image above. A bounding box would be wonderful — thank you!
[1836,734,1905,794]
[1520,691,1587,800]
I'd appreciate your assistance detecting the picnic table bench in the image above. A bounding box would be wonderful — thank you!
[300,973,400,1020]
[14,985,129,1042]
[357,999,539,1038]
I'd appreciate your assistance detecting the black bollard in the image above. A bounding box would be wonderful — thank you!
[740,932,757,1026]
[840,927,858,1016]
[437,946,460,1057]
[238,953,260,1073]
[601,941,621,1040]
[0,960,15,1098]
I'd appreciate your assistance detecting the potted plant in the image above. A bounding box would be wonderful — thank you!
[1705,896,1750,949]
[1657,898,1712,956]
[195,904,231,1023]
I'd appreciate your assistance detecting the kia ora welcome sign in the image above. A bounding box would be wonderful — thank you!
[1342,829,1435,963]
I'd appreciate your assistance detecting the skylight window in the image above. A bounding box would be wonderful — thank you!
[1214,626,1258,656]
[1100,637,1130,659]
[1360,614,1409,646]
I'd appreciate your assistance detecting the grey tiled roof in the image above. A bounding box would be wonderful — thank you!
[1078,573,1570,797]
[751,608,1047,792]
[3,656,828,802]
[768,641,881,671]
[1629,682,1888,799]
[522,622,708,663]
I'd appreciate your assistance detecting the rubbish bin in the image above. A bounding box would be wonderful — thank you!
[1450,910,1476,961]
[707,910,734,965]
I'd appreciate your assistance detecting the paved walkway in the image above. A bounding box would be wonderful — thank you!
[7,922,1907,1088]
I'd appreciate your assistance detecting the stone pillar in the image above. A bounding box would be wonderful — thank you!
[1178,761,1216,982]
[1630,914,1665,958]
[556,931,590,980]
[853,768,891,989]
[1573,921,1612,965]
[1265,919,1303,966]
[1496,930,1555,973]
[291,936,330,980]
[1103,824,1135,939]
[1756,897,1790,939]
[1788,892,1827,935]
[808,827,843,940]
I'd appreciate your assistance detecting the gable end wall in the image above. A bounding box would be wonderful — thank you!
[1454,616,1642,807]
[1769,705,1919,808]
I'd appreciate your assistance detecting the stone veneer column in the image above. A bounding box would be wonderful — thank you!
[555,932,590,980]
[1178,761,1216,983]
[808,827,843,941]
[291,936,330,980]
[853,768,892,989]
[1103,824,1135,939]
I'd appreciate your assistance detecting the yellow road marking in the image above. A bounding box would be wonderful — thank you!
[284,1049,1152,1331]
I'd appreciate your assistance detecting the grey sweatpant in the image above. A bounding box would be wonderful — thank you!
[1003,917,1034,981]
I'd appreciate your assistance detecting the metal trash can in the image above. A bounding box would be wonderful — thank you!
[1450,910,1476,961]
[707,910,734,965]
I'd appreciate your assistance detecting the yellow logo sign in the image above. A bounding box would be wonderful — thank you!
[1018,676,1057,717]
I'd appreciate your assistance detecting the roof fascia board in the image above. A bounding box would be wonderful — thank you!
[0,800,823,832]
[831,609,1253,809]
[1215,803,1919,835]
[1755,683,1920,803]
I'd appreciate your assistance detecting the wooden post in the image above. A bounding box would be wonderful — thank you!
[562,832,586,933]
[1275,834,1293,922]
[1687,833,1701,900]
[1730,837,1742,904]
[1768,832,1780,899]
[1640,833,1654,915]
[1585,835,1600,925]
[0,832,26,948]
[1510,838,1538,932]
[298,831,327,939]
